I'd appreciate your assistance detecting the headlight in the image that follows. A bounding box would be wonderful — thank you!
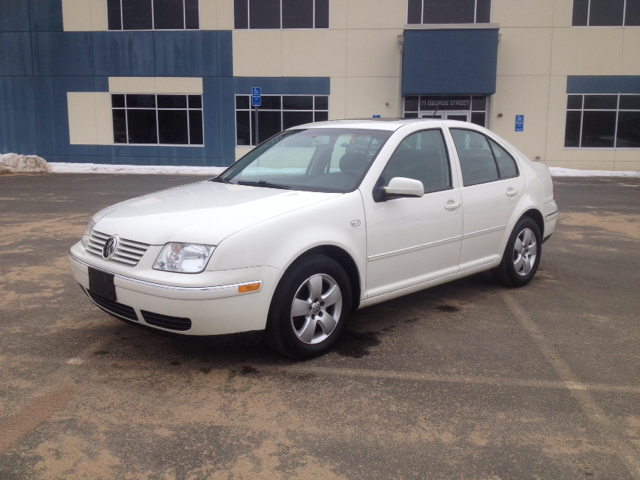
[81,220,95,247]
[153,243,215,273]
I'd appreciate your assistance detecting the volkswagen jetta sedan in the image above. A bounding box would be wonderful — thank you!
[69,119,558,359]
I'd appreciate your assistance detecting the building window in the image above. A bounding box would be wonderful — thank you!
[403,95,488,127]
[565,94,640,148]
[107,0,199,30]
[234,0,330,29]
[572,0,640,26]
[235,95,329,146]
[112,94,204,146]
[407,0,491,24]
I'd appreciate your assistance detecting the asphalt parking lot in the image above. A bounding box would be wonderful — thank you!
[1,172,639,479]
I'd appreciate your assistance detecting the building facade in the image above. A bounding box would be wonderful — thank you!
[1,0,639,170]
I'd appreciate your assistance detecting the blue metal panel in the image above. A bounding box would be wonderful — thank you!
[217,31,233,77]
[402,28,499,95]
[0,1,31,32]
[203,77,223,160]
[154,31,212,77]
[0,33,33,76]
[33,77,98,156]
[0,78,38,153]
[218,76,237,165]
[282,77,330,94]
[159,147,207,159]
[32,32,93,77]
[94,77,109,92]
[97,146,160,158]
[29,0,63,32]
[157,156,214,166]
[569,76,640,93]
[621,77,640,93]
[232,77,283,94]
[92,32,155,77]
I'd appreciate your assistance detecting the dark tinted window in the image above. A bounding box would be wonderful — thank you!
[423,0,475,23]
[489,138,518,178]
[471,112,485,127]
[260,96,282,110]
[282,0,313,28]
[581,111,616,148]
[567,95,583,109]
[584,95,617,109]
[185,0,199,28]
[476,0,491,22]
[616,112,640,148]
[381,130,451,193]
[250,0,280,28]
[315,0,330,28]
[565,111,582,147]
[589,0,624,25]
[451,129,499,186]
[188,95,202,109]
[572,0,589,25]
[107,0,122,29]
[111,94,125,108]
[234,0,249,28]
[121,0,153,30]
[620,95,640,110]
[472,95,487,111]
[255,111,282,144]
[627,0,640,26]
[158,95,187,108]
[154,0,184,29]
[236,111,251,145]
[284,96,313,110]
[126,94,156,108]
[408,0,422,23]
[113,110,127,143]
[127,109,157,143]
[315,111,329,122]
[315,96,328,110]
[158,110,188,144]
[283,111,313,130]
[189,111,204,144]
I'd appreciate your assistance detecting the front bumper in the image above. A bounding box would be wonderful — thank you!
[69,250,281,336]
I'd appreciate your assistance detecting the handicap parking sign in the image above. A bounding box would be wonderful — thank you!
[515,115,524,132]
[252,87,261,96]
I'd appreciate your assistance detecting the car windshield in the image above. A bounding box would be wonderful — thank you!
[215,128,393,193]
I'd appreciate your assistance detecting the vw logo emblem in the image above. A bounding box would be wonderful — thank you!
[102,236,118,259]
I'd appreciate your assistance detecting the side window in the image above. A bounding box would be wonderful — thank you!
[450,129,498,186]
[379,130,451,194]
[488,138,518,178]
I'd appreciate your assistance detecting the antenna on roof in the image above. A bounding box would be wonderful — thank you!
[431,94,446,118]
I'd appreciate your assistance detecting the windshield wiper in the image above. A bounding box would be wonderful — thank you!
[209,177,230,183]
[237,180,292,190]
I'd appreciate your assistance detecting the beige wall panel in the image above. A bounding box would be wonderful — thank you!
[621,29,640,75]
[94,93,114,145]
[614,151,640,166]
[155,77,203,93]
[68,93,97,145]
[200,0,217,29]
[233,31,282,77]
[344,77,400,118]
[613,161,640,171]
[492,0,555,27]
[236,146,253,161]
[346,29,403,77]
[216,0,234,30]
[346,0,406,29]
[545,160,616,170]
[551,29,623,75]
[90,0,108,31]
[282,31,347,77]
[553,0,573,27]
[331,0,348,30]
[544,76,617,165]
[62,0,91,31]
[497,28,552,76]
[329,77,347,120]
[491,76,550,161]
[109,77,156,93]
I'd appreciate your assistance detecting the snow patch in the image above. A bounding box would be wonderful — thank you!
[0,153,50,174]
[47,162,227,176]
[549,167,640,178]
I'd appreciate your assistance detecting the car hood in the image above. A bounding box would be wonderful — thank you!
[94,181,342,245]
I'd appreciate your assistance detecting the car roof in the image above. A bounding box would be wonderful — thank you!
[288,118,481,132]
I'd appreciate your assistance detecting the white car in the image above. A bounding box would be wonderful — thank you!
[69,119,558,359]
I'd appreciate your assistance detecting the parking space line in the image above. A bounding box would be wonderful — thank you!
[0,383,84,455]
[500,291,640,479]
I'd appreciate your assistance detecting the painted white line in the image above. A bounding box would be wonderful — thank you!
[500,291,640,479]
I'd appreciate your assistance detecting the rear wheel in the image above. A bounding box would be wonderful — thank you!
[491,217,541,288]
[265,255,351,360]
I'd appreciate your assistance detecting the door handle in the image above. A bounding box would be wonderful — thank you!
[444,202,461,211]
[506,188,518,197]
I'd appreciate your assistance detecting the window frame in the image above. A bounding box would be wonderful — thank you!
[107,0,200,31]
[571,0,640,27]
[406,0,492,25]
[234,94,330,147]
[233,0,331,30]
[111,93,205,147]
[450,128,520,187]
[564,93,640,149]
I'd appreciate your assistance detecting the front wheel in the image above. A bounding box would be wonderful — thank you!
[491,217,542,288]
[265,255,352,360]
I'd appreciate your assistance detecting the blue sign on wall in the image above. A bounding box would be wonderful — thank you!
[252,87,261,106]
[515,115,524,132]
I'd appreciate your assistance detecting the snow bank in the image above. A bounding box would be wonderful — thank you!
[47,162,227,176]
[548,167,640,178]
[0,153,50,174]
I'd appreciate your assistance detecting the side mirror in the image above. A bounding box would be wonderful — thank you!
[384,177,424,198]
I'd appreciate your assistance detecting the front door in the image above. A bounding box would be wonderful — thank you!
[363,128,463,298]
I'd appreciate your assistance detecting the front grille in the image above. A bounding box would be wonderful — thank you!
[86,230,149,266]
[87,291,138,322]
[141,311,192,332]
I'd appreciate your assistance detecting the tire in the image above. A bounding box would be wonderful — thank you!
[491,216,542,288]
[265,255,352,360]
